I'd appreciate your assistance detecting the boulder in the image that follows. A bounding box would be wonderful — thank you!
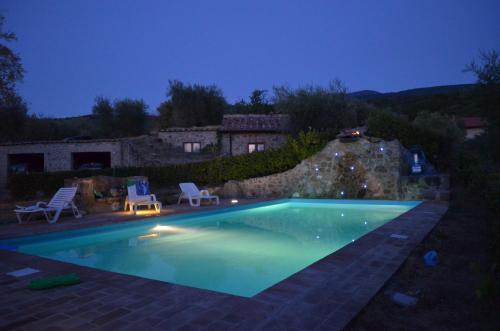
[223,180,243,198]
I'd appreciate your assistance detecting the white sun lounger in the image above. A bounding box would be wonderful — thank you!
[177,182,219,207]
[124,184,162,215]
[14,187,82,224]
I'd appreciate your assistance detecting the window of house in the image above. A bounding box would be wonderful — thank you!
[248,143,265,153]
[184,142,201,153]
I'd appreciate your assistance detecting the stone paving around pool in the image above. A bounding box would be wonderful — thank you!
[0,200,448,331]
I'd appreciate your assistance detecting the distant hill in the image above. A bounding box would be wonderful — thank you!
[348,90,383,99]
[348,84,474,101]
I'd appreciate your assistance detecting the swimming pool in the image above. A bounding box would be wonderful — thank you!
[2,199,420,297]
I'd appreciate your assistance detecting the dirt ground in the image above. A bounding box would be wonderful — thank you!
[348,190,500,331]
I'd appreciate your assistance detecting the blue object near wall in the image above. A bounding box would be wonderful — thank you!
[407,145,435,175]
[424,250,439,267]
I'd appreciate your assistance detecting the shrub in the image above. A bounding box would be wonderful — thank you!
[8,131,327,200]
[367,110,453,169]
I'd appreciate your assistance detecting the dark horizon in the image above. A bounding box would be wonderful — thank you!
[2,0,499,117]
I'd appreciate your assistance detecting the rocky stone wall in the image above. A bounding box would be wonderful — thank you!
[222,137,405,200]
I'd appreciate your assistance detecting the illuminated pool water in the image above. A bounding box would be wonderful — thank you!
[2,199,420,297]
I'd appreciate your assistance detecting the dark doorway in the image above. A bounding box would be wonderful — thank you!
[8,153,45,174]
[72,152,111,170]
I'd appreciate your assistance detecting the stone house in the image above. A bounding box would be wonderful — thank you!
[459,117,487,140]
[0,114,291,190]
[157,126,220,153]
[157,114,291,156]
[220,114,290,156]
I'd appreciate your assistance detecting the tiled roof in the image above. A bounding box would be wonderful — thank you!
[0,138,123,147]
[460,117,487,129]
[160,125,221,132]
[221,114,290,132]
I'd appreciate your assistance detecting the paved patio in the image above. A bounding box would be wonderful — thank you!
[0,200,448,331]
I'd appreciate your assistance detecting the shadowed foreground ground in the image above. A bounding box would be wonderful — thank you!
[348,190,499,330]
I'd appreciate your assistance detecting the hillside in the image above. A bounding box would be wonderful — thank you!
[348,84,474,101]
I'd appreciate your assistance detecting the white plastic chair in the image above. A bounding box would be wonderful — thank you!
[177,182,219,207]
[124,184,162,214]
[14,187,82,224]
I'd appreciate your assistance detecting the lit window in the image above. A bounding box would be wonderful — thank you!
[184,142,201,153]
[248,143,265,153]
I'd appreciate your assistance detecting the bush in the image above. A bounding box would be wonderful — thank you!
[8,131,327,200]
[367,110,454,169]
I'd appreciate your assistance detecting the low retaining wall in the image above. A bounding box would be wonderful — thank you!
[401,174,450,200]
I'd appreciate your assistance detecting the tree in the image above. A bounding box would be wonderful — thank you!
[22,114,79,141]
[92,96,115,137]
[412,112,464,145]
[114,99,148,137]
[273,80,356,137]
[0,15,24,104]
[249,89,274,114]
[464,49,500,85]
[228,90,274,114]
[0,15,27,142]
[157,100,173,128]
[158,80,226,128]
[91,97,148,137]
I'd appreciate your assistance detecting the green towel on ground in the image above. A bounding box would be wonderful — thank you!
[28,273,81,290]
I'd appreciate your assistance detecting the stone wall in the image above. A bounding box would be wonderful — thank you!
[0,140,124,189]
[401,174,450,201]
[222,137,405,199]
[220,133,289,156]
[0,135,221,191]
[157,127,219,150]
[123,136,217,167]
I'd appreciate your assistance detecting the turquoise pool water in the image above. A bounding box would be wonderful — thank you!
[3,199,420,297]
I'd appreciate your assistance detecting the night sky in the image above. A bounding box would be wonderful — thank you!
[2,0,499,117]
